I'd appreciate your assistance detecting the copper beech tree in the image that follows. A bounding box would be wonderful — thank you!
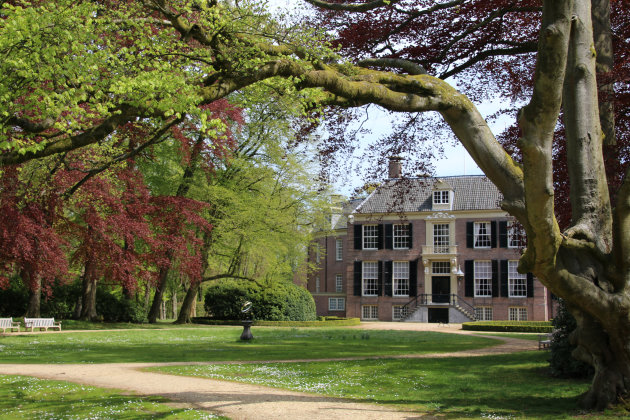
[1,0,629,408]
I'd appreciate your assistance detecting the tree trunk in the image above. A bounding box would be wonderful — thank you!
[148,264,170,323]
[568,306,630,409]
[79,261,98,321]
[175,282,200,324]
[171,289,178,319]
[24,271,41,318]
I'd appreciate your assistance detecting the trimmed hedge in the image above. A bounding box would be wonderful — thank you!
[204,279,316,321]
[462,321,553,333]
[192,317,360,327]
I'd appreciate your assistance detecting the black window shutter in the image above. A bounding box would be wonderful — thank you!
[377,224,384,249]
[500,260,509,297]
[466,222,474,248]
[464,260,474,297]
[408,223,413,249]
[378,261,384,295]
[354,224,362,250]
[527,273,534,297]
[409,260,418,296]
[499,221,508,248]
[384,261,393,296]
[491,221,497,248]
[353,261,362,296]
[385,224,393,249]
[491,260,499,297]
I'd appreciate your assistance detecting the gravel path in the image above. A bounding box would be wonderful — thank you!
[0,323,537,419]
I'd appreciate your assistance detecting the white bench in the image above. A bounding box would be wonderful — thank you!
[24,318,62,332]
[538,333,552,350]
[0,318,20,333]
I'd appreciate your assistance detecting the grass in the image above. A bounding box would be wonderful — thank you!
[0,375,224,419]
[0,327,497,364]
[151,352,628,419]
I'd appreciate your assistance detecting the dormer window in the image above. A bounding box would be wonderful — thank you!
[433,190,450,205]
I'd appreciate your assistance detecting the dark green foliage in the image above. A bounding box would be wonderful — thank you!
[204,280,316,321]
[40,280,81,319]
[462,321,552,332]
[0,275,28,316]
[549,299,594,378]
[96,288,146,323]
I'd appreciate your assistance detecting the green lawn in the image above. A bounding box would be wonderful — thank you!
[0,375,224,419]
[152,352,626,419]
[0,327,497,364]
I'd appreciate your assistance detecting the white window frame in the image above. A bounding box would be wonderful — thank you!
[392,305,409,320]
[433,190,450,205]
[474,222,491,248]
[363,225,379,250]
[508,260,527,297]
[335,274,343,293]
[362,305,378,320]
[433,223,450,254]
[335,239,343,260]
[474,260,492,297]
[509,307,528,321]
[508,221,523,248]
[393,224,410,249]
[315,276,320,293]
[329,297,345,311]
[362,261,378,296]
[393,261,409,297]
[474,306,493,321]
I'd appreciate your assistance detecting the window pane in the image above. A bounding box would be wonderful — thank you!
[474,261,492,297]
[393,261,409,296]
[335,274,343,292]
[335,239,343,260]
[508,260,527,297]
[433,223,450,253]
[474,222,491,248]
[363,262,378,296]
[362,305,378,319]
[363,225,379,249]
[393,224,410,249]
[393,305,409,320]
[432,261,450,274]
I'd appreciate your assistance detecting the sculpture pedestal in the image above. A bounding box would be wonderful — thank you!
[240,320,253,340]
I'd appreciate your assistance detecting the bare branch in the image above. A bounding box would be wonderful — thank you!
[358,58,427,75]
[303,0,402,12]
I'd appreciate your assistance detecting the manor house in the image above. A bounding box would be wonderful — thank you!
[307,158,552,323]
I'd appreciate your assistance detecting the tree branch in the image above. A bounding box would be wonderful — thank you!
[357,58,427,75]
[562,0,613,253]
[303,0,402,12]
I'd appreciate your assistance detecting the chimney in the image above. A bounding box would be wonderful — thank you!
[388,156,403,179]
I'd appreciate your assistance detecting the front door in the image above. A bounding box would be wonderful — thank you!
[432,276,451,303]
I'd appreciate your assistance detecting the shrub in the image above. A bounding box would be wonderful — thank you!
[549,299,594,378]
[204,280,316,321]
[0,276,28,316]
[462,321,552,333]
[40,280,81,319]
[96,287,146,323]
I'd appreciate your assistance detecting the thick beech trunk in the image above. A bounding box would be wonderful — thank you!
[79,261,98,321]
[148,265,170,323]
[24,271,41,318]
[175,282,200,324]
